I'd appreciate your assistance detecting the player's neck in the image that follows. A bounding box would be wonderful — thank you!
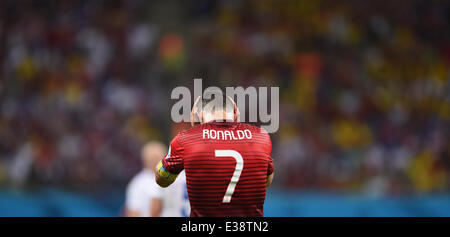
[202,111,234,123]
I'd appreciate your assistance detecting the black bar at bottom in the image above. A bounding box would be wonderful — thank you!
[0,217,448,235]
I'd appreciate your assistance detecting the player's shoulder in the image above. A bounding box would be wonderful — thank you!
[177,124,202,136]
[172,125,200,142]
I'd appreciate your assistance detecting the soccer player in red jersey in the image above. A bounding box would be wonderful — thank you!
[155,92,274,217]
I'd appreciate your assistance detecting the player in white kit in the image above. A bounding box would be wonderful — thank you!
[124,141,190,217]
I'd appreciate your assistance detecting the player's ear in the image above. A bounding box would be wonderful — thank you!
[191,96,201,126]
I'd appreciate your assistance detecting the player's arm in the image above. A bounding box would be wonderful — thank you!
[150,197,162,217]
[155,160,179,188]
[155,134,184,188]
[156,97,196,187]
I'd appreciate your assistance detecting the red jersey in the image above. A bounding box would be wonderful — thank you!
[161,121,274,217]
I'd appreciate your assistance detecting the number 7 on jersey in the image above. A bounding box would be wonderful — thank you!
[215,150,244,203]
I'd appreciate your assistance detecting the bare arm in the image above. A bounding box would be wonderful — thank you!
[150,198,162,217]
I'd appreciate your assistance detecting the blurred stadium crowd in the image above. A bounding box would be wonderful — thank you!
[0,0,449,195]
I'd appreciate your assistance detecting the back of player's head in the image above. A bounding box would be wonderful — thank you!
[200,88,234,116]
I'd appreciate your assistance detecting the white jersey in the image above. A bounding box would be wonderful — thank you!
[125,169,189,217]
[161,171,190,217]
